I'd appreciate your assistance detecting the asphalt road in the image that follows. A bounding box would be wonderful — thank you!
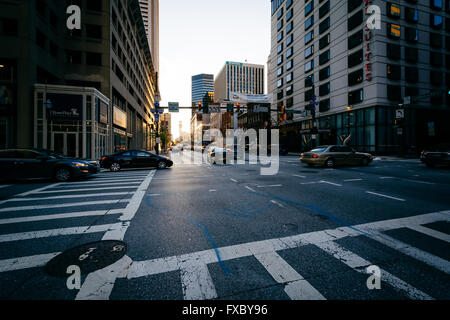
[0,151,449,300]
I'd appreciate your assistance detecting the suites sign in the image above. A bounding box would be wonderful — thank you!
[364,2,381,82]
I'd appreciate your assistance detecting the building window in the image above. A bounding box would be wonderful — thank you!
[278,90,284,100]
[348,0,362,13]
[348,69,364,86]
[305,60,314,73]
[348,49,363,68]
[286,60,293,71]
[405,47,418,62]
[430,52,443,66]
[319,1,330,19]
[431,70,442,85]
[320,33,330,49]
[387,64,401,80]
[305,30,314,44]
[305,45,314,58]
[348,30,363,49]
[305,74,314,87]
[387,3,401,18]
[286,85,293,96]
[86,24,102,39]
[277,43,284,54]
[387,24,401,39]
[319,66,330,81]
[305,88,315,102]
[286,21,294,33]
[405,7,419,23]
[286,8,293,21]
[286,72,293,83]
[286,97,294,108]
[277,20,284,32]
[286,34,294,46]
[277,55,283,65]
[277,7,284,20]
[277,66,283,77]
[286,47,293,58]
[348,10,363,31]
[319,99,330,112]
[431,14,444,29]
[320,17,331,34]
[286,0,293,9]
[405,67,418,82]
[387,43,401,60]
[430,32,442,47]
[66,50,82,64]
[387,85,402,101]
[305,16,314,30]
[86,52,102,66]
[305,1,314,16]
[405,27,418,42]
[319,83,330,96]
[277,78,284,88]
[348,89,364,104]
[431,0,443,10]
[277,31,284,42]
[319,50,330,65]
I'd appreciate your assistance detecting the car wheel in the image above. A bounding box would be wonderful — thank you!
[110,162,121,172]
[54,167,72,182]
[361,157,370,166]
[325,158,335,168]
[157,161,167,170]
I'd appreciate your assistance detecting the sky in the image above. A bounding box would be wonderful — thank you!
[158,0,272,139]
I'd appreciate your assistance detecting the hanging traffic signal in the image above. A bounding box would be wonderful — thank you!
[198,102,202,111]
[236,102,240,112]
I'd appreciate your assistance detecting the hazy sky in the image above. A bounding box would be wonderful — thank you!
[158,0,271,138]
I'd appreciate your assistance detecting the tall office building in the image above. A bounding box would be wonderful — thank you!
[270,0,450,154]
[139,0,159,75]
[192,74,214,104]
[215,61,265,102]
[0,0,159,158]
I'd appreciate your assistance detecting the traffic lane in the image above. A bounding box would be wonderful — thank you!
[223,163,449,226]
[123,165,339,262]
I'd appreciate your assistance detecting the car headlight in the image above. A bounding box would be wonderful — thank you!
[72,161,89,167]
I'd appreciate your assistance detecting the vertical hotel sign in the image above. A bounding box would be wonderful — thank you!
[364,1,381,82]
[364,0,374,82]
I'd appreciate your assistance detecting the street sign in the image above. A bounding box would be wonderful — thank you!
[168,102,179,113]
[208,104,221,113]
[253,105,269,113]
[395,109,405,119]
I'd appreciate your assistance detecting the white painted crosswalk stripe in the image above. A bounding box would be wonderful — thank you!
[0,252,60,273]
[36,186,139,194]
[3,192,133,203]
[407,225,450,243]
[0,199,130,212]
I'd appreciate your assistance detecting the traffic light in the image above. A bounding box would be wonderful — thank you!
[281,105,287,122]
[198,102,202,111]
[236,102,240,112]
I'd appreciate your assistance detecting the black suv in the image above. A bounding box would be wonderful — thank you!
[0,149,100,182]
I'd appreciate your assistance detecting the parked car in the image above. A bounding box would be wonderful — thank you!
[207,147,234,165]
[420,143,450,168]
[100,150,173,171]
[0,148,100,182]
[300,145,373,168]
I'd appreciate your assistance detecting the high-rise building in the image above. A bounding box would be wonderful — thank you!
[215,62,265,102]
[192,74,214,105]
[139,0,159,75]
[270,0,450,154]
[0,0,159,158]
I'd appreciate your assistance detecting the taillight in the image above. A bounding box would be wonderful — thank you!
[300,153,304,158]
[312,154,319,159]
[101,157,107,161]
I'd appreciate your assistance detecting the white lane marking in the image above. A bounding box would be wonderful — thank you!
[180,264,218,300]
[0,209,123,225]
[0,223,116,243]
[344,179,363,182]
[37,186,138,194]
[245,186,257,192]
[403,179,436,185]
[254,251,325,300]
[4,192,133,203]
[14,183,62,197]
[407,225,450,243]
[300,182,320,185]
[76,170,156,300]
[366,191,406,202]
[257,184,282,188]
[209,190,217,192]
[293,175,306,178]
[380,177,395,179]
[0,199,129,213]
[0,252,60,273]
[230,178,238,183]
[119,211,450,280]
[270,200,286,209]
[75,256,133,300]
[365,231,450,274]
[148,194,161,197]
[315,241,433,300]
[320,181,343,187]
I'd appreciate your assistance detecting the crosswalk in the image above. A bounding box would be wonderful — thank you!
[116,211,450,300]
[0,170,155,282]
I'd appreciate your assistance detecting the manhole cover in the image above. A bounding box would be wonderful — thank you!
[45,240,127,278]
[282,223,298,232]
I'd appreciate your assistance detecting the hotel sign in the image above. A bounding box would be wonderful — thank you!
[364,1,373,82]
[46,93,82,120]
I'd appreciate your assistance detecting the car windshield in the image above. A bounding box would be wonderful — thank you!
[310,147,328,153]
[38,149,65,159]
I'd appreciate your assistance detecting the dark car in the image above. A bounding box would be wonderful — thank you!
[100,150,173,172]
[420,143,450,168]
[300,145,373,168]
[0,148,100,182]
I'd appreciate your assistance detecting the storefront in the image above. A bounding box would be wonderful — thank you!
[0,60,16,149]
[113,105,129,152]
[34,84,110,160]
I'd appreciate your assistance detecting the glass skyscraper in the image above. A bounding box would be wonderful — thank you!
[192,74,214,104]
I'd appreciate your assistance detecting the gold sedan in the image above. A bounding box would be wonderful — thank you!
[300,145,374,168]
